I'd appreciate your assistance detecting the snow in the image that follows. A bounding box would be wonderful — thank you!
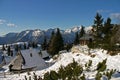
[84,26,93,33]
[21,48,47,70]
[0,26,93,44]
[0,45,120,80]
[32,29,43,37]
[23,30,30,37]
[40,50,49,59]
[71,26,81,32]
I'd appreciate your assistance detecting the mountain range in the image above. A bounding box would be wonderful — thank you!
[0,26,92,44]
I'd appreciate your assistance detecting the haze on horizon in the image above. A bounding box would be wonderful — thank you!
[0,0,120,36]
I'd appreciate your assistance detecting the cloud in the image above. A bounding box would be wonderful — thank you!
[0,19,6,24]
[97,9,111,13]
[110,13,120,19]
[7,23,17,27]
[110,13,120,23]
[0,18,18,27]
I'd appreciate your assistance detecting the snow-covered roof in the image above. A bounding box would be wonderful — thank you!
[9,48,47,70]
[40,50,49,59]
[21,49,47,70]
[10,54,23,70]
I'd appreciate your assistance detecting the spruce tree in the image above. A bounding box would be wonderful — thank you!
[48,31,55,53]
[74,32,79,45]
[79,26,85,38]
[15,44,19,51]
[32,42,37,48]
[24,43,27,49]
[42,36,47,50]
[93,13,104,48]
[48,31,55,45]
[103,17,112,34]
[101,17,114,50]
[7,46,11,56]
[2,44,6,51]
[48,28,64,56]
[93,13,103,38]
[103,18,112,43]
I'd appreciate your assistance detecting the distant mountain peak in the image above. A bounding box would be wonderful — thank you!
[0,26,92,44]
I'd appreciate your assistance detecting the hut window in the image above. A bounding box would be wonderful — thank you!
[89,38,92,43]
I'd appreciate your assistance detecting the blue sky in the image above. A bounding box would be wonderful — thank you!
[0,0,120,35]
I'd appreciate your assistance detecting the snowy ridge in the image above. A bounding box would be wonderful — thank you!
[0,26,92,44]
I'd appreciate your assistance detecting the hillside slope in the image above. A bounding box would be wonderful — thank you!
[1,45,120,80]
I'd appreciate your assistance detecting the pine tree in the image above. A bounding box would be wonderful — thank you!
[42,36,47,50]
[24,43,27,49]
[74,32,79,45]
[93,13,103,38]
[103,17,113,46]
[7,46,11,56]
[79,26,85,38]
[32,42,37,48]
[103,17,112,34]
[48,28,64,56]
[2,44,6,51]
[48,31,55,53]
[15,44,19,51]
[92,13,104,48]
[48,31,55,45]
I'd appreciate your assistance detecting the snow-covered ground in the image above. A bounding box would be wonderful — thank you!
[0,45,120,80]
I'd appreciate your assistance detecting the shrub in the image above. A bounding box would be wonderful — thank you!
[80,74,86,80]
[43,72,51,80]
[97,59,107,72]
[43,59,83,80]
[58,66,66,80]
[85,60,92,71]
[88,60,92,67]
[90,54,96,58]
[105,69,115,80]
[50,71,59,80]
[95,72,102,80]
